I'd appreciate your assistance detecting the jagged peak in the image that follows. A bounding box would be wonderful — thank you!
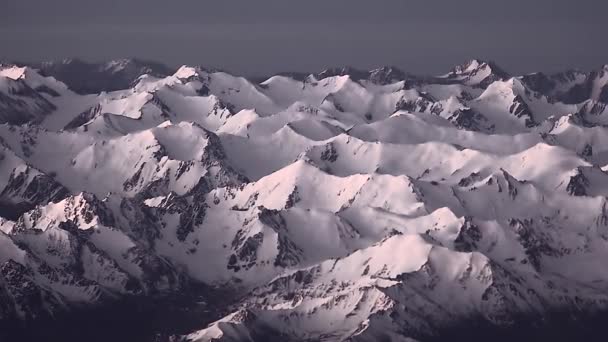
[452,59,485,74]
[174,65,203,80]
[369,65,405,74]
[315,66,366,80]
[0,65,29,81]
[449,59,509,79]
[100,58,171,74]
[102,58,141,71]
[368,65,409,84]
[310,65,410,85]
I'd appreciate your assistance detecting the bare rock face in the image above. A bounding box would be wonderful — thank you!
[0,77,56,124]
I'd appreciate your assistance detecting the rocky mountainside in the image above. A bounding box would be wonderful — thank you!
[1,59,608,341]
[31,58,174,95]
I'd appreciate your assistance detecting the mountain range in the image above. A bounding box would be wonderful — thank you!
[1,58,608,341]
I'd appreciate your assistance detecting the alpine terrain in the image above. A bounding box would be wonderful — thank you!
[1,58,608,341]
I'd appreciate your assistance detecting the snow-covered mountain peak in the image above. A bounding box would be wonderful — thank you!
[316,66,367,80]
[102,58,151,72]
[174,65,202,80]
[0,65,27,81]
[3,59,608,341]
[444,59,510,88]
[452,59,485,74]
[367,65,408,84]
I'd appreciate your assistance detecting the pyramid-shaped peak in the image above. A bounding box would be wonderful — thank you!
[451,59,508,78]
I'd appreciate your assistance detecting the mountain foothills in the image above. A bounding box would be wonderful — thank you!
[1,58,608,341]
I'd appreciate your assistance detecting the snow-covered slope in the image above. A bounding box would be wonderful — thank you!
[2,59,608,342]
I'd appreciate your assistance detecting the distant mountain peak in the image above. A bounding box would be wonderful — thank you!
[100,58,171,73]
[32,58,174,94]
[368,65,408,84]
[452,58,485,74]
[451,59,508,77]
[174,65,204,79]
[312,65,411,85]
[443,59,509,87]
[315,66,366,80]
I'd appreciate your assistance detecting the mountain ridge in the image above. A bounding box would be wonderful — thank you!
[7,57,607,93]
[2,58,608,341]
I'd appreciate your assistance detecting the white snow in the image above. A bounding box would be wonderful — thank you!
[3,61,608,341]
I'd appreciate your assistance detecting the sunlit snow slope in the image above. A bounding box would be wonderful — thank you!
[2,59,608,341]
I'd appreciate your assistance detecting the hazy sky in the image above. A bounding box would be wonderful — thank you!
[2,0,607,76]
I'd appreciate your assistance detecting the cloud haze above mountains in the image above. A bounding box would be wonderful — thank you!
[2,0,607,76]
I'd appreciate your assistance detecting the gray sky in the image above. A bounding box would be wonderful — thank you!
[2,0,607,76]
